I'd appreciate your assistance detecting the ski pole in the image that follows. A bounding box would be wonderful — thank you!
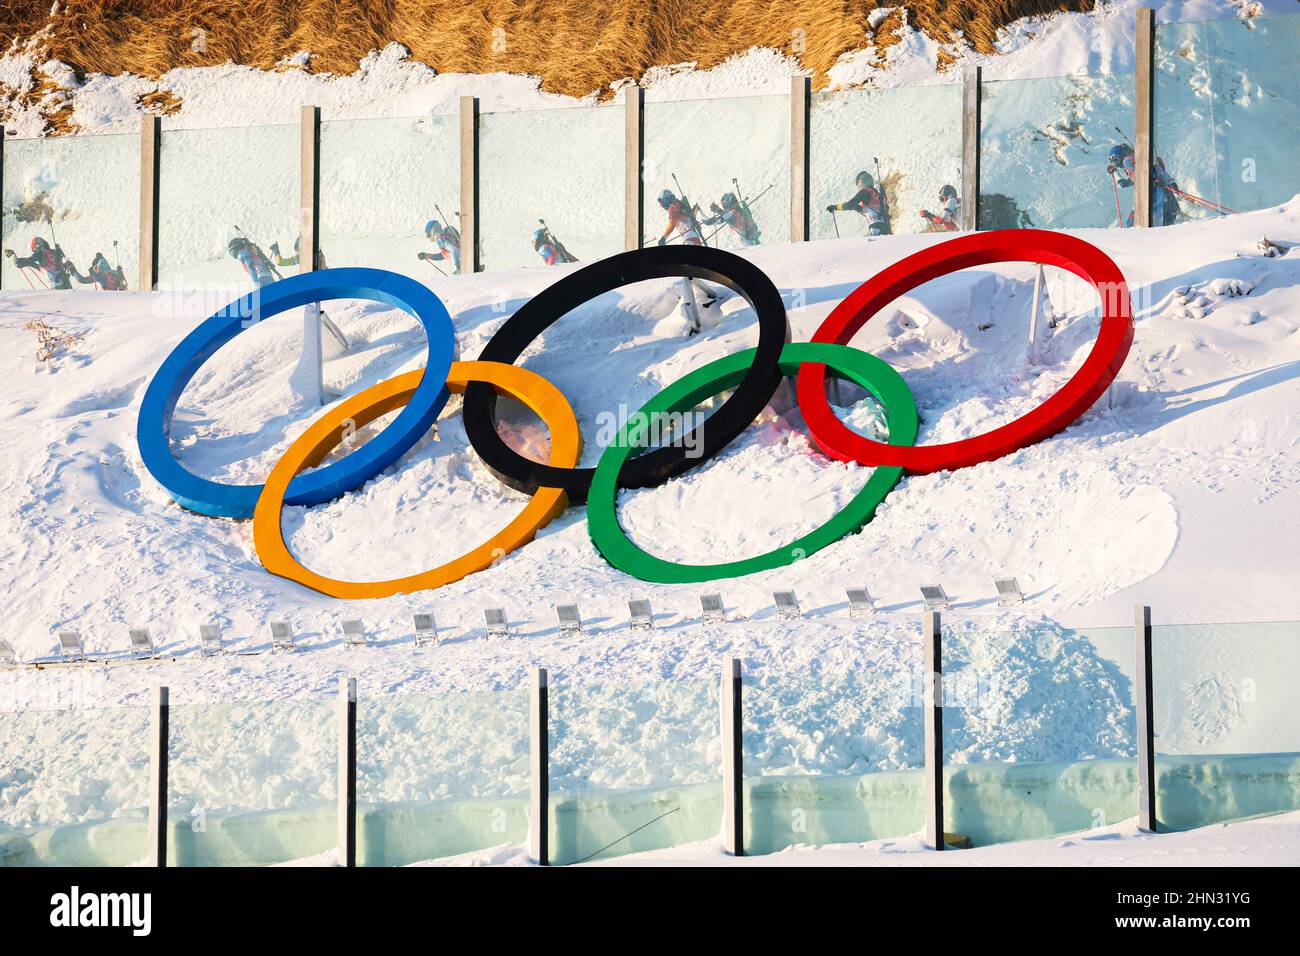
[1162,184,1235,215]
[421,256,447,276]
[830,209,840,238]
[1111,171,1125,228]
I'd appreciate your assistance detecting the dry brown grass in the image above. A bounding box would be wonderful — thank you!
[3,1,1091,113]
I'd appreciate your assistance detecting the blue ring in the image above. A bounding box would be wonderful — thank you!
[137,268,457,518]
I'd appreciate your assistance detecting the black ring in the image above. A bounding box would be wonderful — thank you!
[462,244,790,503]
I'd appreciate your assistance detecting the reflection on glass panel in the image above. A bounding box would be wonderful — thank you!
[1156,15,1300,220]
[548,680,720,865]
[1151,620,1300,830]
[811,84,962,239]
[643,95,790,250]
[356,689,529,866]
[0,706,149,866]
[168,699,334,866]
[480,105,623,272]
[940,628,1137,846]
[980,72,1135,229]
[1,134,139,292]
[742,667,923,854]
[157,123,298,292]
[320,113,459,278]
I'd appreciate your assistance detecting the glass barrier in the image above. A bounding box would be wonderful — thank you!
[0,705,149,866]
[811,83,962,239]
[356,688,529,866]
[979,72,1135,229]
[742,665,924,854]
[548,679,720,865]
[157,123,299,292]
[940,627,1138,847]
[1156,15,1300,220]
[167,698,334,866]
[320,113,460,277]
[1,133,139,292]
[480,105,623,272]
[642,95,790,250]
[1152,620,1300,831]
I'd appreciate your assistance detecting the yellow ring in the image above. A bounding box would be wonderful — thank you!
[252,361,582,599]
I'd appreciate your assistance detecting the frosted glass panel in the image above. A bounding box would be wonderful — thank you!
[320,113,459,277]
[548,680,720,865]
[168,699,334,866]
[480,105,622,272]
[157,123,298,291]
[0,706,150,867]
[980,72,1135,229]
[643,95,790,249]
[357,689,529,866]
[1156,15,1300,219]
[811,84,962,239]
[1,133,139,291]
[743,667,923,853]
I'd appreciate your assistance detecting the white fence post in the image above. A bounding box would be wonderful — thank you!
[148,685,169,867]
[922,611,945,850]
[961,65,981,232]
[624,86,644,251]
[790,74,811,243]
[460,96,481,272]
[138,115,161,291]
[529,666,549,865]
[299,105,324,405]
[1135,604,1157,831]
[337,674,357,866]
[1134,8,1156,228]
[721,657,744,855]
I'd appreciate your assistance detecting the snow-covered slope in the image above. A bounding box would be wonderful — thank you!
[1,202,1296,708]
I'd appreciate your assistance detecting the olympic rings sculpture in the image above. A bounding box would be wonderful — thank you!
[136,234,1133,597]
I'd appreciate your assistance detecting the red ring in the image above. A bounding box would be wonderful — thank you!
[795,229,1134,474]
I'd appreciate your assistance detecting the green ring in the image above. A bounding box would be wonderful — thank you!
[586,342,919,583]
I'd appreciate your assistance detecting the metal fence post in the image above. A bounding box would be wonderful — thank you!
[529,666,549,865]
[138,115,161,291]
[459,96,480,273]
[961,65,981,232]
[337,674,357,866]
[790,75,811,243]
[624,86,644,251]
[299,105,324,406]
[1134,8,1156,228]
[1135,604,1157,831]
[148,685,169,867]
[721,657,744,855]
[0,124,5,290]
[922,610,945,850]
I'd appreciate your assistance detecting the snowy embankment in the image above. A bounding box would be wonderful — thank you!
[0,200,1298,845]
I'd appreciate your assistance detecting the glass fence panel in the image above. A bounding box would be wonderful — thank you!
[643,94,790,250]
[742,665,924,854]
[356,688,529,866]
[320,113,460,277]
[1152,620,1300,831]
[480,105,623,272]
[0,705,150,866]
[940,627,1137,847]
[157,123,299,292]
[1156,15,1300,221]
[167,698,334,866]
[979,72,1135,229]
[810,83,963,239]
[548,679,720,865]
[1,133,139,292]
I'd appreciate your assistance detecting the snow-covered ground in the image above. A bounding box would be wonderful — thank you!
[0,0,1296,865]
[0,199,1298,851]
[405,812,1300,866]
